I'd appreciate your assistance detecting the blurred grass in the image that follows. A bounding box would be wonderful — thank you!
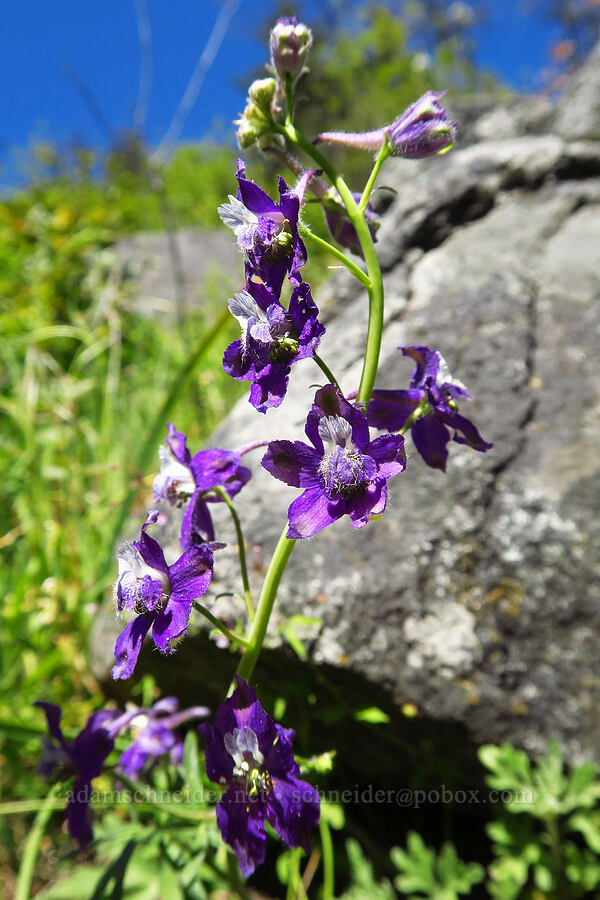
[0,142,251,884]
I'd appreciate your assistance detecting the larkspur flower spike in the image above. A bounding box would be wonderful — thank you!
[316,90,457,159]
[262,384,406,538]
[200,676,320,877]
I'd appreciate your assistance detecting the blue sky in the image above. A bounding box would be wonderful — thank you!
[0,0,560,186]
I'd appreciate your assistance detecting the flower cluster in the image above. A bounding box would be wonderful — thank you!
[219,160,325,412]
[36,698,207,847]
[200,676,320,877]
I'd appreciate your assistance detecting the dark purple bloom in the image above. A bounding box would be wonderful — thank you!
[35,702,126,848]
[270,17,313,82]
[223,279,325,414]
[118,697,209,778]
[367,345,493,471]
[153,423,251,547]
[199,676,320,878]
[262,384,406,539]
[218,160,306,294]
[112,511,214,681]
[316,91,456,160]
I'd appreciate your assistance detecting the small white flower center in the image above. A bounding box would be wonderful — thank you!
[217,195,258,237]
[157,445,195,497]
[318,415,354,452]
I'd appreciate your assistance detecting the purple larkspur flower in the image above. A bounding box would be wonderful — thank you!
[316,91,456,159]
[35,702,129,848]
[262,384,406,538]
[367,345,493,471]
[153,423,251,547]
[199,676,320,878]
[223,278,324,414]
[112,511,214,680]
[218,160,306,294]
[118,697,209,778]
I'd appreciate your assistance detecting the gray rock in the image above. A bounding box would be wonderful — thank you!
[95,53,600,766]
[555,41,600,141]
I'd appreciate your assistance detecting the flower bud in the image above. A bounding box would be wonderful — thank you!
[248,77,277,116]
[235,100,272,150]
[270,17,313,82]
[384,91,457,159]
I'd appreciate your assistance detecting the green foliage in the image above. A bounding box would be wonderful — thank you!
[480,741,600,898]
[391,832,484,899]
[338,839,396,900]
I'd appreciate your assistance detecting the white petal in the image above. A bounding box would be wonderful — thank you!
[217,195,258,233]
[318,415,353,450]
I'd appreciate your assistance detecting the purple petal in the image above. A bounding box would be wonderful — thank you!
[287,486,345,539]
[217,785,266,878]
[262,440,321,487]
[180,491,215,548]
[348,480,386,528]
[401,345,441,388]
[266,776,320,855]
[152,596,193,653]
[137,523,168,575]
[249,364,290,413]
[437,409,493,452]
[169,544,214,602]
[112,616,153,680]
[365,433,407,478]
[165,423,191,466]
[190,449,244,492]
[67,777,94,848]
[34,702,65,746]
[236,162,278,217]
[411,415,450,470]
[367,389,423,432]
[199,721,235,783]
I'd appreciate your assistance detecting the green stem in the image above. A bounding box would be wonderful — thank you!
[211,486,254,621]
[299,224,370,288]
[277,122,384,406]
[193,601,249,647]
[313,353,342,393]
[236,526,296,682]
[359,142,390,214]
[15,783,61,900]
[399,402,431,435]
[319,817,335,900]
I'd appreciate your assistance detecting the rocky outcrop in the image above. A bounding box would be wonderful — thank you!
[95,46,600,765]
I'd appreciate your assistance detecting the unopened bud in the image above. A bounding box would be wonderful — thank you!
[270,17,313,82]
[384,91,457,159]
[248,77,277,115]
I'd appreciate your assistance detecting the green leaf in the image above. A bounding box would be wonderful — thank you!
[321,799,345,830]
[354,706,390,724]
[180,731,203,808]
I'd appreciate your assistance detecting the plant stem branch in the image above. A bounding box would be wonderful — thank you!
[211,486,254,621]
[193,601,249,647]
[299,224,370,288]
[359,142,390,214]
[313,353,342,393]
[278,123,384,406]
